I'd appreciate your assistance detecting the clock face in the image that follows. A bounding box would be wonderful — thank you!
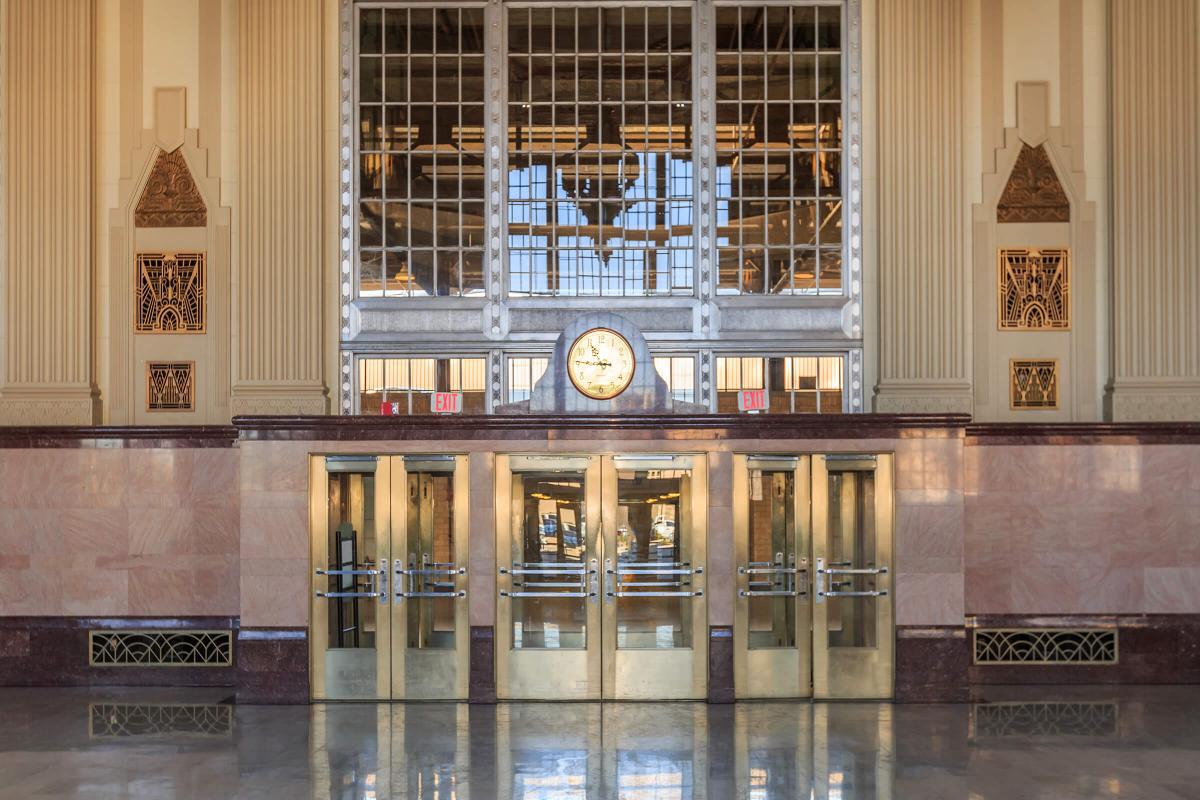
[567,328,636,400]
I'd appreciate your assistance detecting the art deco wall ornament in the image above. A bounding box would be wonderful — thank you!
[1010,360,1059,409]
[999,248,1069,330]
[89,630,232,666]
[136,252,206,333]
[135,148,208,227]
[146,361,195,411]
[997,144,1070,223]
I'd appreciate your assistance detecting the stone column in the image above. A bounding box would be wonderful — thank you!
[872,0,973,413]
[1108,0,1200,420]
[233,0,330,415]
[0,0,98,423]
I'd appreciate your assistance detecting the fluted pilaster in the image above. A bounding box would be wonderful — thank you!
[0,0,97,423]
[233,0,329,414]
[873,0,972,413]
[1109,0,1200,420]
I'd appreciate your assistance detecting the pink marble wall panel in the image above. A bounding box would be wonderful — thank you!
[0,449,240,617]
[238,441,311,627]
[965,444,1200,614]
[893,437,966,626]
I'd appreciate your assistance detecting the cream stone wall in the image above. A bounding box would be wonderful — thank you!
[1108,0,1200,420]
[0,0,98,424]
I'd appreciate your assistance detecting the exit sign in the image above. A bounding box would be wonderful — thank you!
[432,392,463,414]
[737,389,769,413]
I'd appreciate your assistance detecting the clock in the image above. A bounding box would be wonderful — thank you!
[567,328,636,400]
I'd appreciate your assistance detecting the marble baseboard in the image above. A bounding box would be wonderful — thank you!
[709,626,734,703]
[0,616,238,687]
[235,628,308,704]
[895,626,970,702]
[967,614,1200,685]
[469,626,496,704]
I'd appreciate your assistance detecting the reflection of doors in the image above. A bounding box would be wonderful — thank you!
[495,454,708,701]
[734,453,894,700]
[310,455,469,700]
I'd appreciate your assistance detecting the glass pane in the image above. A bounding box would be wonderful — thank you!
[405,472,457,649]
[505,4,693,296]
[748,469,797,649]
[615,468,692,649]
[321,469,379,699]
[827,470,878,649]
[511,472,588,650]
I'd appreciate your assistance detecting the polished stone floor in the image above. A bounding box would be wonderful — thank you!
[0,686,1198,799]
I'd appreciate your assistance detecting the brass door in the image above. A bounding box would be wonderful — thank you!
[602,455,707,700]
[495,454,708,701]
[310,455,469,700]
[391,455,470,700]
[733,455,812,699]
[812,454,895,700]
[496,455,604,701]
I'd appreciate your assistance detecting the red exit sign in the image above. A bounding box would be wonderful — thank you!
[432,392,463,414]
[737,389,769,413]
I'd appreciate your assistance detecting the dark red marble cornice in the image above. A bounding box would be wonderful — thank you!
[231,413,972,441]
[0,425,237,448]
[965,422,1200,445]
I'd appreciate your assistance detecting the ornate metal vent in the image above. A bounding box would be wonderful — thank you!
[970,702,1118,738]
[136,252,206,333]
[146,361,195,411]
[1010,360,1059,409]
[89,630,232,667]
[89,703,233,737]
[997,143,1070,223]
[974,628,1117,665]
[999,248,1069,330]
[135,148,208,227]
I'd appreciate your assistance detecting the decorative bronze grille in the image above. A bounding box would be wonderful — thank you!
[997,143,1070,223]
[136,252,206,333]
[89,703,233,738]
[146,361,195,411]
[970,702,1118,738]
[973,628,1117,665]
[999,248,1069,330]
[89,630,232,667]
[1010,360,1059,409]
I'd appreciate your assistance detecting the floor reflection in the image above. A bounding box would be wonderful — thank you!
[0,687,1199,798]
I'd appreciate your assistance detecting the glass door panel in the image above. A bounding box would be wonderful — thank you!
[311,456,391,700]
[496,456,602,700]
[734,455,812,699]
[392,455,470,700]
[603,455,708,700]
[812,454,894,699]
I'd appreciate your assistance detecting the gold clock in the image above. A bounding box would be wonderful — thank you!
[567,328,636,400]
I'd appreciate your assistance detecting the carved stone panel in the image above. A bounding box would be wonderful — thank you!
[999,248,1069,330]
[135,148,208,227]
[1010,360,1059,410]
[135,252,206,333]
[997,144,1070,223]
[146,361,196,411]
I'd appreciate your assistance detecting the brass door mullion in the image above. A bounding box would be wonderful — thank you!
[598,456,617,698]
[452,454,471,700]
[796,455,813,698]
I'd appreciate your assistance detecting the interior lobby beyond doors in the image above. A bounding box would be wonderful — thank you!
[496,455,709,700]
